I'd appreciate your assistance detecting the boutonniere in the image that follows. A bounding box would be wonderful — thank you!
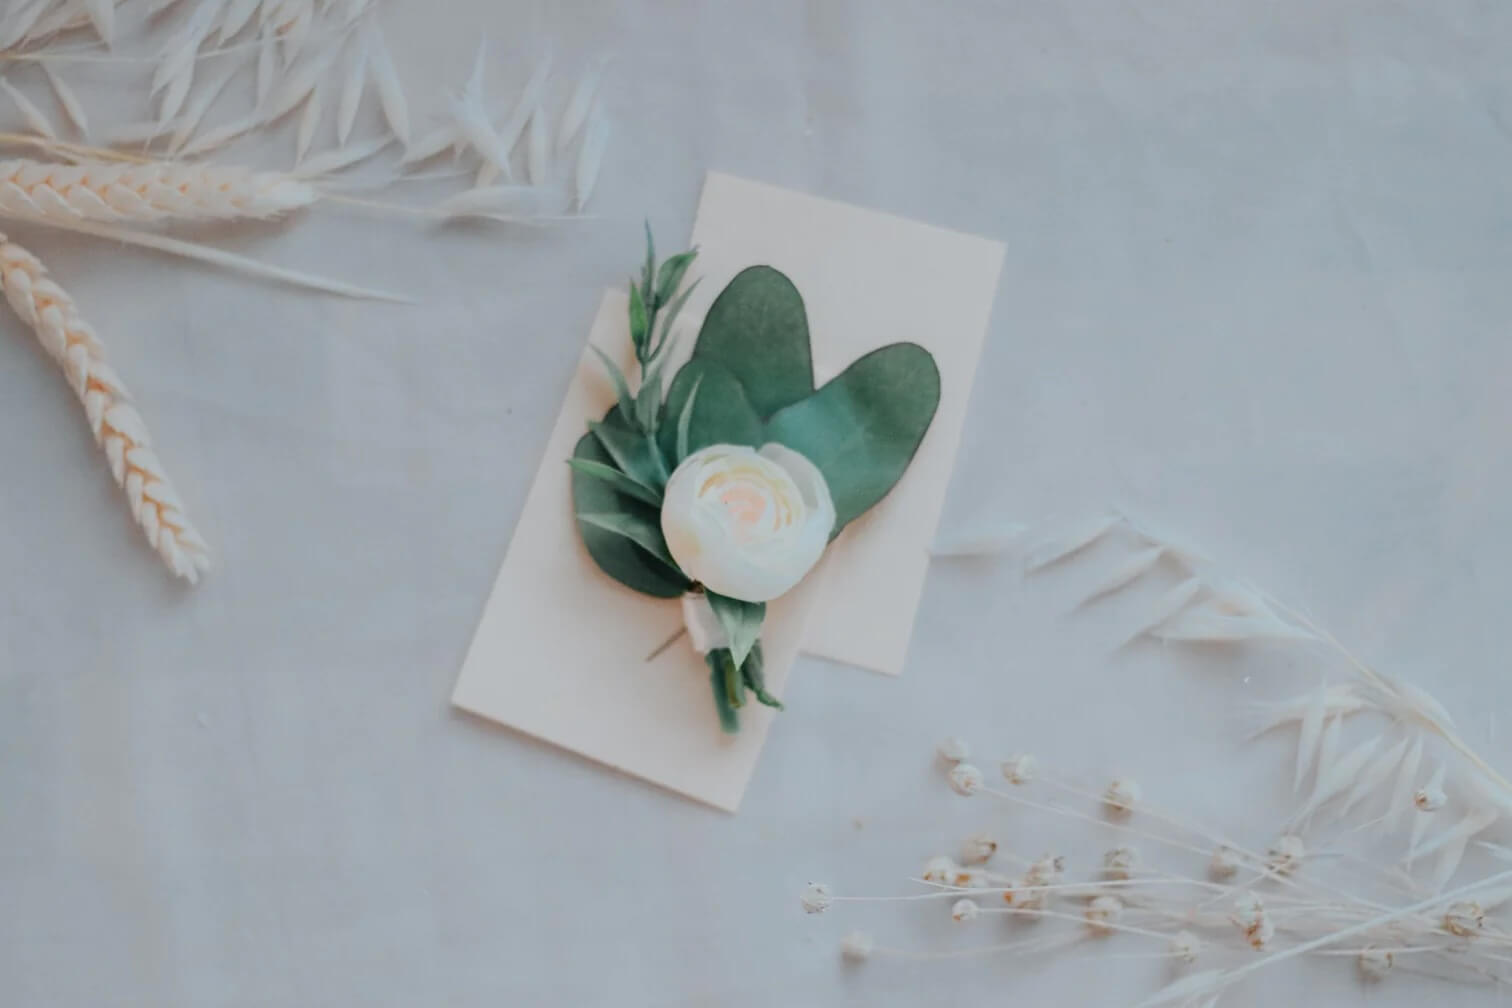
[570,230,940,732]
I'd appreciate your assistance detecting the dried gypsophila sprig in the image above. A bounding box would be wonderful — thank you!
[811,748,1512,1003]
[0,233,208,580]
[807,516,1512,1001]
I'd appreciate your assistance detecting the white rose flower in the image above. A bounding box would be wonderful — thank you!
[660,443,835,603]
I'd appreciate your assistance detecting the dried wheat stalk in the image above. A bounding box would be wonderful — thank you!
[0,234,208,581]
[0,158,317,225]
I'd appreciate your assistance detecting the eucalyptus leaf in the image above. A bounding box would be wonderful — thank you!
[590,418,667,491]
[764,342,940,533]
[706,651,740,734]
[628,284,649,360]
[692,266,813,417]
[673,374,703,463]
[741,642,782,709]
[571,423,690,598]
[577,511,679,570]
[654,249,697,309]
[657,358,763,467]
[706,591,764,669]
[565,457,662,507]
[635,356,664,432]
[589,345,636,426]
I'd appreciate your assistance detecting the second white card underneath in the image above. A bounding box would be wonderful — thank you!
[452,291,815,813]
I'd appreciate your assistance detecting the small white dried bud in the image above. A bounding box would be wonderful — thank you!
[1102,846,1139,880]
[951,897,980,922]
[1358,946,1393,981]
[1103,777,1141,815]
[1017,854,1063,912]
[1169,930,1200,964]
[1000,753,1037,785]
[1443,900,1484,937]
[960,832,998,865]
[937,736,971,763]
[1232,893,1273,949]
[1265,834,1306,875]
[948,762,984,796]
[1084,894,1123,935]
[1414,784,1447,812]
[801,882,832,914]
[1209,845,1241,881]
[922,856,959,883]
[951,867,986,889]
[841,930,874,963]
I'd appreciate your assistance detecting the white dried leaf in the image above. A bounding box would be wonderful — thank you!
[1294,731,1378,826]
[1384,735,1425,833]
[256,26,277,107]
[295,135,392,177]
[81,0,114,44]
[573,108,607,210]
[1293,684,1328,793]
[401,123,457,165]
[494,52,553,168]
[1023,513,1118,572]
[432,184,558,221]
[41,63,87,137]
[366,23,409,146]
[1380,676,1458,735]
[2,78,57,139]
[557,56,606,152]
[527,101,550,185]
[453,42,513,179]
[1112,506,1211,567]
[1478,840,1512,865]
[336,37,367,144]
[294,81,323,164]
[1338,734,1411,819]
[0,0,49,50]
[930,521,1027,557]
[1410,807,1497,866]
[219,0,262,42]
[1075,546,1164,609]
[1150,589,1314,643]
[262,48,335,125]
[169,57,240,154]
[1127,577,1204,642]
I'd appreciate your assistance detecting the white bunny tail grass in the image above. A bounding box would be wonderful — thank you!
[0,235,209,581]
[0,159,317,225]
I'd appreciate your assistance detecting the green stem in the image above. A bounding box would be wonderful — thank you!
[706,651,740,734]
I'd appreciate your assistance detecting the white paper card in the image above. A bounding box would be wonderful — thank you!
[687,174,1005,675]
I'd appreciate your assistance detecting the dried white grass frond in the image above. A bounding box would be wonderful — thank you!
[0,158,317,224]
[80,0,115,46]
[41,63,87,137]
[1291,733,1379,827]
[573,107,606,210]
[400,122,456,165]
[336,35,366,144]
[1337,734,1411,819]
[292,134,389,178]
[1125,576,1203,642]
[1147,584,1313,643]
[557,56,606,153]
[55,217,409,301]
[3,77,59,139]
[1022,512,1119,572]
[494,52,552,172]
[432,183,565,222]
[0,234,208,580]
[526,101,549,186]
[255,24,277,106]
[1384,736,1426,832]
[294,80,322,163]
[364,22,408,146]
[1075,545,1164,608]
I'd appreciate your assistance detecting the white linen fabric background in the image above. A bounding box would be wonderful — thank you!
[3,1,1512,1005]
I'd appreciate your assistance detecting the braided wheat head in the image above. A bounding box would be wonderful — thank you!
[0,235,209,582]
[0,159,316,226]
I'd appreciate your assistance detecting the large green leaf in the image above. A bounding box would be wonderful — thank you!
[692,266,813,417]
[764,342,940,534]
[706,591,765,669]
[656,358,764,467]
[571,411,691,599]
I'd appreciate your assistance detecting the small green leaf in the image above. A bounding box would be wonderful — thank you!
[657,358,763,466]
[674,374,704,463]
[741,643,783,710]
[706,651,740,734]
[565,457,662,507]
[571,421,691,598]
[641,222,657,301]
[636,356,664,433]
[628,285,650,360]
[692,266,813,417]
[578,511,678,571]
[589,345,637,425]
[764,342,941,534]
[706,591,764,669]
[590,419,666,491]
[648,277,701,363]
[654,249,697,308]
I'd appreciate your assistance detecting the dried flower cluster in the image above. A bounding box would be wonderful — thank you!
[806,514,1512,1003]
[0,2,613,580]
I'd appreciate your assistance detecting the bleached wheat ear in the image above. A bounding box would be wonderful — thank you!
[0,235,209,582]
[0,159,317,225]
